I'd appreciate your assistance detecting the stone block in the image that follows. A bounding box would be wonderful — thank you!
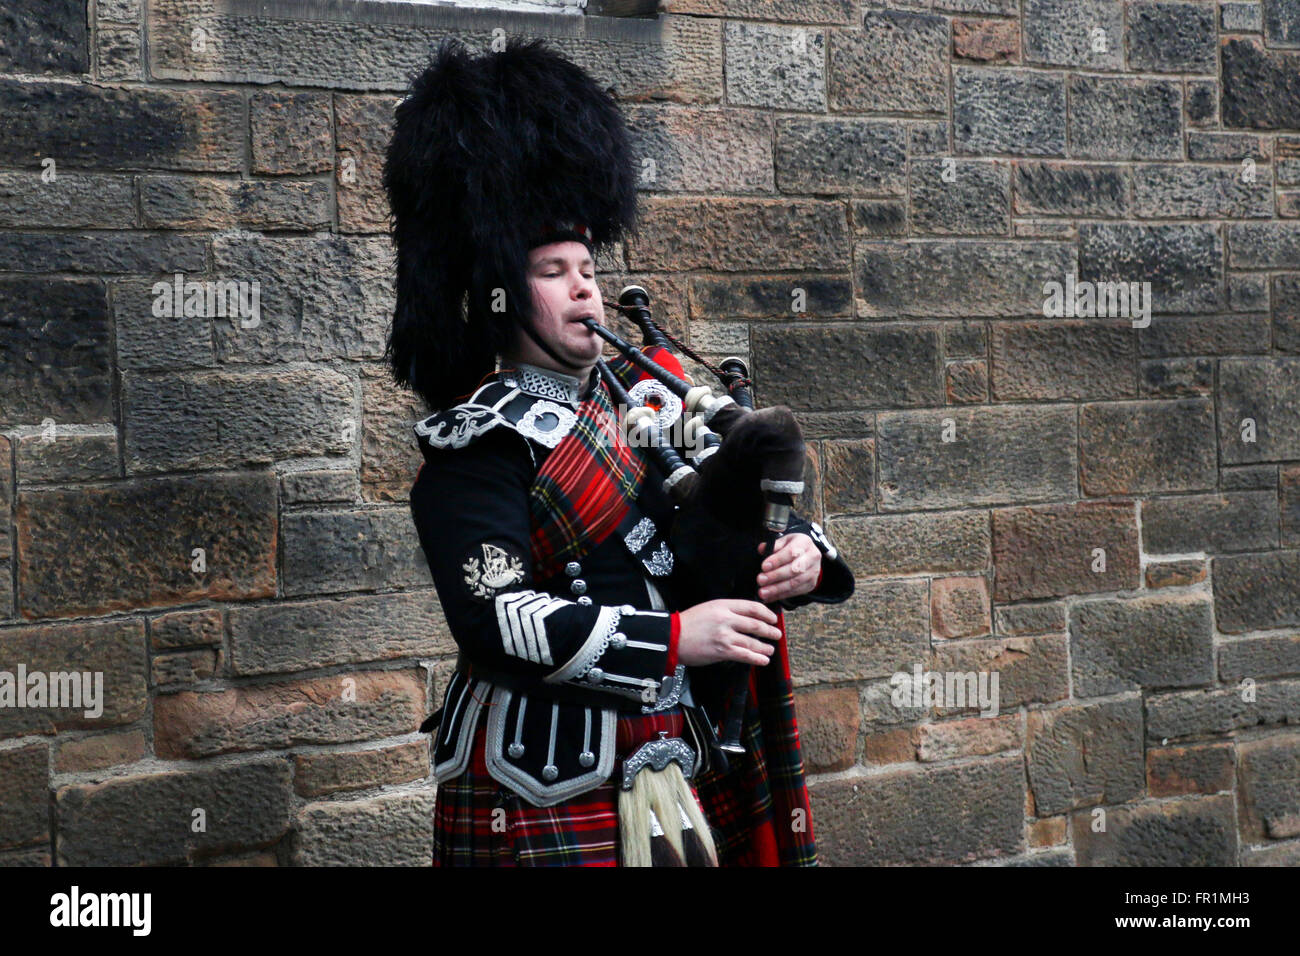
[1079,223,1224,313]
[0,744,48,850]
[752,324,941,410]
[56,760,292,865]
[821,439,875,514]
[1068,75,1182,160]
[1142,491,1279,553]
[1126,2,1218,72]
[0,0,87,73]
[630,197,848,272]
[954,67,1067,156]
[776,118,905,195]
[793,686,860,773]
[0,278,112,428]
[250,91,333,175]
[787,579,930,684]
[1023,0,1124,69]
[952,18,1020,62]
[1237,733,1300,839]
[629,105,774,194]
[0,80,243,171]
[829,510,990,577]
[726,21,826,110]
[229,592,454,676]
[1079,399,1217,495]
[1026,697,1144,815]
[0,172,134,228]
[990,321,1137,401]
[1013,161,1130,217]
[293,742,429,797]
[1147,742,1235,797]
[930,634,1071,712]
[829,12,947,113]
[857,239,1076,317]
[1146,680,1300,740]
[1132,164,1272,218]
[16,472,276,619]
[877,405,1077,509]
[811,756,1024,864]
[930,574,992,639]
[1071,794,1237,865]
[336,93,403,233]
[1218,358,1300,464]
[153,670,425,759]
[910,159,1009,235]
[123,368,354,474]
[140,177,331,231]
[0,618,148,738]
[993,502,1138,598]
[1213,550,1300,632]
[1069,593,1215,696]
[1222,38,1300,127]
[292,791,434,866]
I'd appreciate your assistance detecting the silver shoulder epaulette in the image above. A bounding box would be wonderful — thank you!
[413,379,581,452]
[412,381,519,450]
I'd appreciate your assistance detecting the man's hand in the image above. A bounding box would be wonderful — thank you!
[677,600,783,667]
[757,533,821,603]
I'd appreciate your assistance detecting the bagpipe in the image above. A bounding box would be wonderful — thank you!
[582,286,809,760]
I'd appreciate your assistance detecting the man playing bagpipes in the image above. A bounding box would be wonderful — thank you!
[383,37,854,867]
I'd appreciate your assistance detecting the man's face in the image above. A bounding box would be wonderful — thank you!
[516,240,604,371]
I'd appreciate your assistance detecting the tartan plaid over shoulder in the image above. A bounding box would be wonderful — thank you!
[527,376,645,581]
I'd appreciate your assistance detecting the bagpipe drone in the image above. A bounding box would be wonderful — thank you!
[587,285,809,757]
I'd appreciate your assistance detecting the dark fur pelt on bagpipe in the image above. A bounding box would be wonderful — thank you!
[382,37,641,411]
[665,405,804,604]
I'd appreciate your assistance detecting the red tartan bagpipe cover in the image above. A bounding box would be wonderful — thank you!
[608,347,819,868]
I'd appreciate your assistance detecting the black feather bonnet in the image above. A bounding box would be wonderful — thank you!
[383,36,641,410]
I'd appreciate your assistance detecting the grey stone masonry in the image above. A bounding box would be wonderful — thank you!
[0,0,1296,869]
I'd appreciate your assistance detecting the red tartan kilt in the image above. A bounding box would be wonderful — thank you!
[432,707,708,867]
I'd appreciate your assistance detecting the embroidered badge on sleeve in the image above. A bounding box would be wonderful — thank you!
[462,541,528,602]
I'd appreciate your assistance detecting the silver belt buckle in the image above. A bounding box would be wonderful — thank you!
[620,731,696,790]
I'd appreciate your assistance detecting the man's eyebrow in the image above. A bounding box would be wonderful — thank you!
[533,255,594,268]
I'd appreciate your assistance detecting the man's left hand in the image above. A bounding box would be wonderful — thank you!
[756,533,821,603]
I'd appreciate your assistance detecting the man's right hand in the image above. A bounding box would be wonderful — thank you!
[677,600,783,667]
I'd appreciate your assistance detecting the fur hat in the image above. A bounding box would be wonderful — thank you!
[383,36,641,410]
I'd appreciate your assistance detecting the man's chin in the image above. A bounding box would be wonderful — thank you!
[564,341,603,367]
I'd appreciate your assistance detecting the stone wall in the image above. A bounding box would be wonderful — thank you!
[1,0,1298,866]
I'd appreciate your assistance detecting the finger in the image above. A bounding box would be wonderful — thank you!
[763,532,814,571]
[761,566,819,602]
[760,577,805,602]
[734,646,773,667]
[772,533,797,552]
[759,549,814,586]
[761,534,796,562]
[719,631,774,666]
[759,546,799,577]
[729,600,779,625]
[731,635,775,660]
[731,613,784,642]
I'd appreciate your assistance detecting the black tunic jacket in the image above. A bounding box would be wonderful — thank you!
[409,362,852,806]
